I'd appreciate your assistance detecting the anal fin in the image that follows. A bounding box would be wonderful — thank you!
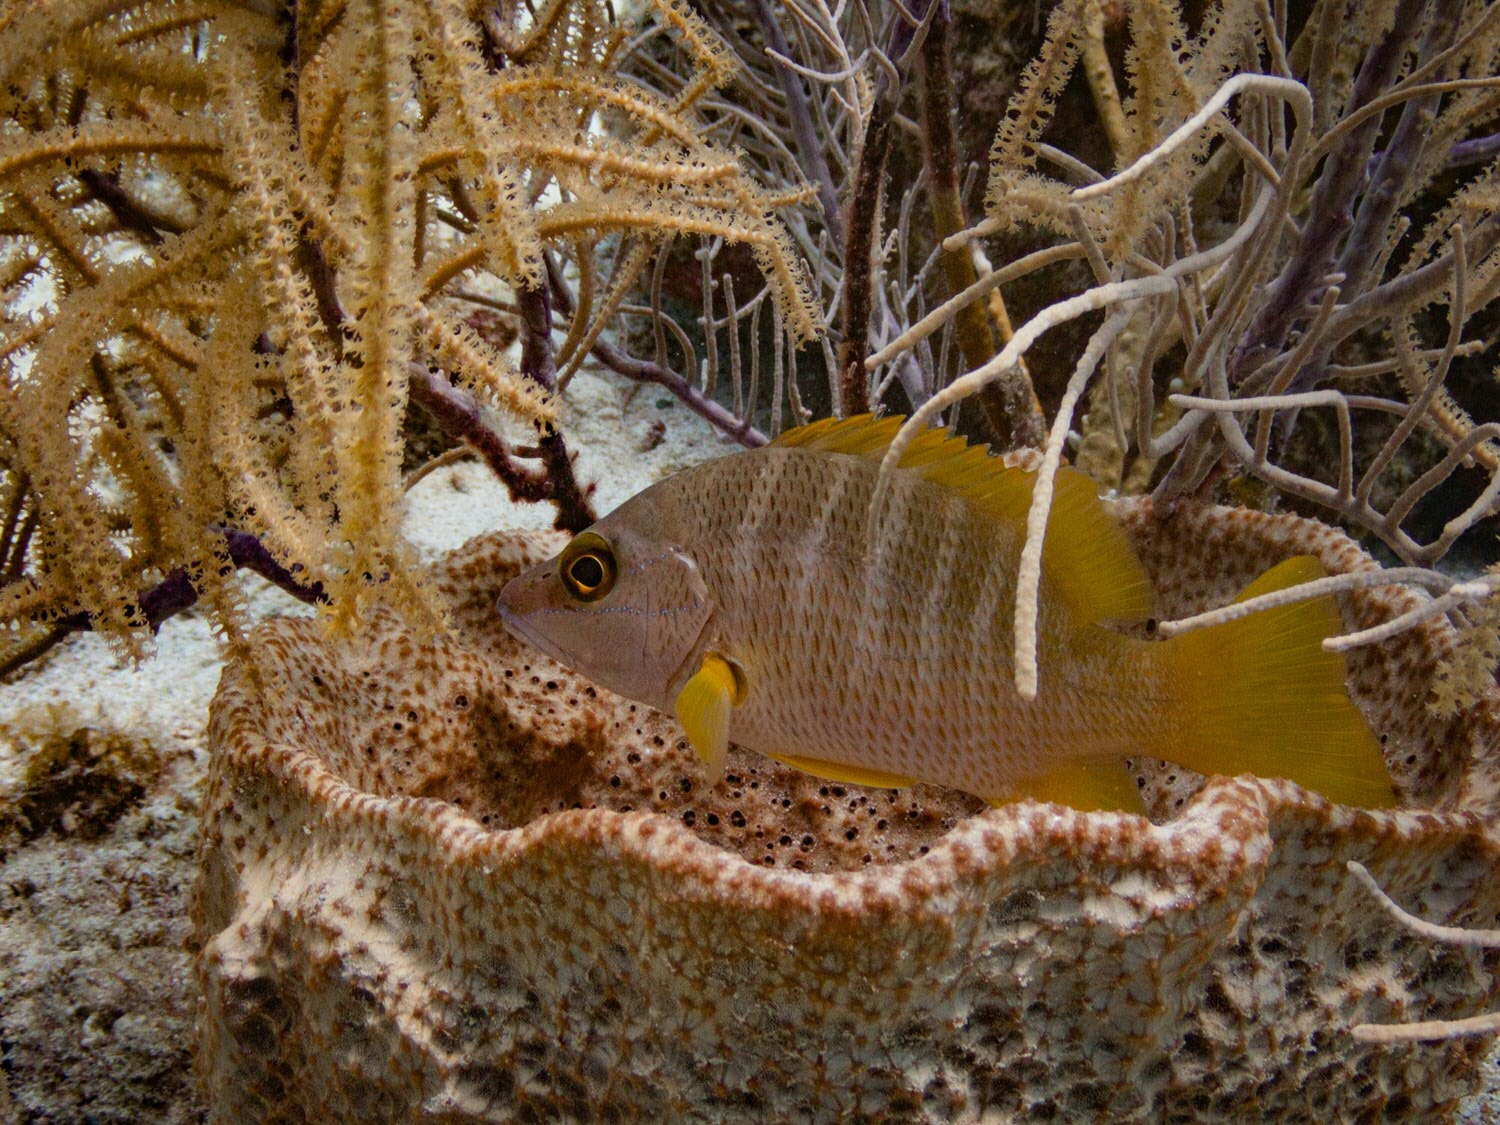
[993,759,1147,815]
[766,752,915,790]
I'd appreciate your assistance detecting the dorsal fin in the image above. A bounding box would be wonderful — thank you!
[772,414,906,455]
[773,414,1152,624]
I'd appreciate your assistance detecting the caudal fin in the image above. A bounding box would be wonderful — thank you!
[1157,556,1397,809]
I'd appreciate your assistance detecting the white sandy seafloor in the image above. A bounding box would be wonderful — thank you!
[0,365,1497,1122]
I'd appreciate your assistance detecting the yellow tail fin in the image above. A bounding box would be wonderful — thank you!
[1157,556,1397,809]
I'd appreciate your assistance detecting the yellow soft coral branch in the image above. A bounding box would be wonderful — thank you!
[416,0,543,287]
[538,199,820,343]
[986,0,1088,198]
[198,276,334,575]
[0,0,824,662]
[215,33,344,539]
[0,122,219,179]
[504,138,741,186]
[415,303,557,425]
[328,0,427,630]
[2,221,230,639]
[490,69,705,147]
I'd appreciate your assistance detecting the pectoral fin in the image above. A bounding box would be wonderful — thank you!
[992,759,1147,815]
[766,752,915,790]
[674,652,745,786]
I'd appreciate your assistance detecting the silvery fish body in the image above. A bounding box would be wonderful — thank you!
[498,416,1395,811]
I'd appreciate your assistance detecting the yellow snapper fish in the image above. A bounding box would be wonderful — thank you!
[496,415,1397,814]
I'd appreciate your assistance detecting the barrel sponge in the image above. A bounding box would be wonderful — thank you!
[193,504,1500,1123]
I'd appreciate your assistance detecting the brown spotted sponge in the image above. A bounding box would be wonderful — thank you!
[193,501,1500,1123]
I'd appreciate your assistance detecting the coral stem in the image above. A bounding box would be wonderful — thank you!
[516,283,598,532]
[0,528,326,681]
[916,2,1042,449]
[546,257,766,446]
[748,0,844,244]
[836,0,933,417]
[1231,0,1424,381]
[406,364,551,503]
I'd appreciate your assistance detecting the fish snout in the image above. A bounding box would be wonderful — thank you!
[495,571,585,671]
[497,568,554,639]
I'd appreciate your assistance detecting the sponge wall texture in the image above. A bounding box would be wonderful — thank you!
[193,504,1500,1123]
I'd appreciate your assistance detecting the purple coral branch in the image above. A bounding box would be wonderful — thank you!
[406,364,553,504]
[1447,131,1500,168]
[514,283,599,532]
[748,0,844,245]
[838,99,893,417]
[1232,0,1426,383]
[591,338,766,447]
[0,529,326,681]
[1335,5,1459,305]
[137,529,326,628]
[75,169,172,244]
[1259,6,1462,408]
[543,254,766,447]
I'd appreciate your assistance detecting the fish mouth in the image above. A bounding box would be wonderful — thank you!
[495,599,578,671]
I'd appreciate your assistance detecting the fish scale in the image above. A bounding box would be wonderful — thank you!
[549,443,1148,795]
[497,415,1398,812]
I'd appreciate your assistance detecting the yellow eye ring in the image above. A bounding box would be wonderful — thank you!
[559,531,617,602]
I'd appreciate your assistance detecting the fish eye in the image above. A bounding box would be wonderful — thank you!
[559,531,616,602]
[570,555,604,588]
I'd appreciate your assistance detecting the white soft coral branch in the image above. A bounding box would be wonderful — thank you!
[867,73,1311,699]
[1346,861,1500,1044]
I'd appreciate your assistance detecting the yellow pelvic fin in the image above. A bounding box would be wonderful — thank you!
[765,751,915,790]
[674,652,744,786]
[992,759,1148,815]
[773,414,1152,625]
[1158,555,1398,809]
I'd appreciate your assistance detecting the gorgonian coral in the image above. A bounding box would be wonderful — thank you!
[0,0,819,672]
[860,1,1500,706]
[7,0,1500,707]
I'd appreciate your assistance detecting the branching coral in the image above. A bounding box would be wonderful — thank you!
[0,0,819,671]
[13,0,1491,702]
[6,0,1500,699]
[857,0,1500,706]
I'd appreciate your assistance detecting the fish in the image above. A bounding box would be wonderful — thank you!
[496,414,1398,813]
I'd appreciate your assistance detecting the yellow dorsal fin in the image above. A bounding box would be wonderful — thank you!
[993,759,1148,814]
[765,751,915,790]
[771,413,906,454]
[772,414,1152,624]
